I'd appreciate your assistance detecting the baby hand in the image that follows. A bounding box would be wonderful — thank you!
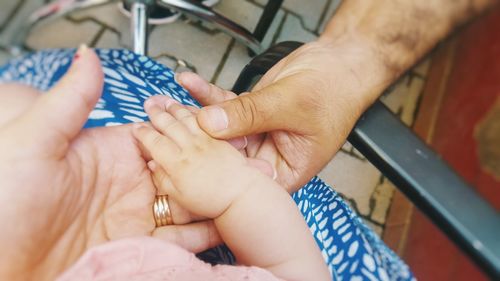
[133,98,268,219]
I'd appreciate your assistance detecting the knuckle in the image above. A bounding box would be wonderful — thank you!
[178,154,192,167]
[191,138,209,154]
[160,119,179,132]
[151,134,165,147]
[233,97,260,130]
[179,114,195,124]
[295,78,331,119]
[169,105,183,116]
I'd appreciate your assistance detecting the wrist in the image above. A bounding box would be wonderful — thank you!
[320,0,496,88]
[318,1,433,99]
[215,169,275,219]
[313,33,395,112]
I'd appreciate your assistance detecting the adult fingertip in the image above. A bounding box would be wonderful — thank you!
[174,71,191,85]
[73,44,88,60]
[176,72,210,96]
[29,44,103,149]
[70,44,99,76]
[59,44,103,100]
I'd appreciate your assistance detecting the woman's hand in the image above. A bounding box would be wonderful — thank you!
[0,47,220,281]
[178,37,393,191]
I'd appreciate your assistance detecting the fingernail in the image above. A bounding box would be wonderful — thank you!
[272,168,277,181]
[147,160,156,171]
[73,44,88,60]
[174,72,182,85]
[201,106,228,132]
[242,136,248,148]
[174,72,189,87]
[164,98,178,110]
[144,98,154,110]
[227,136,247,150]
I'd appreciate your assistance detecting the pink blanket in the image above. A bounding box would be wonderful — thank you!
[57,237,283,281]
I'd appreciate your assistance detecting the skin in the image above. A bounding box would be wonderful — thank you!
[190,0,499,192]
[0,0,498,279]
[0,47,220,281]
[133,98,330,281]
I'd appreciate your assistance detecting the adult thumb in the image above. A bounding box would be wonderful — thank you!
[196,82,287,139]
[22,45,103,155]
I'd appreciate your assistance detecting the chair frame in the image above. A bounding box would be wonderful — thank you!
[7,0,283,56]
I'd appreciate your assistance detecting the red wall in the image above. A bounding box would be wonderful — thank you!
[403,6,500,281]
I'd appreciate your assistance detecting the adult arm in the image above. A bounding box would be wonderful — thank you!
[185,0,498,190]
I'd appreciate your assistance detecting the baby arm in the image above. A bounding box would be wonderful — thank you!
[133,98,330,281]
[214,173,330,281]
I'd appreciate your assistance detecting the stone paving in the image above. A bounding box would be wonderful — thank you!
[0,0,430,237]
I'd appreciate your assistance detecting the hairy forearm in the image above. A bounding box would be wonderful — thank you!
[320,0,498,101]
[214,173,330,281]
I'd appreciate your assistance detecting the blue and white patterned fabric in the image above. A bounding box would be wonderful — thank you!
[0,49,414,281]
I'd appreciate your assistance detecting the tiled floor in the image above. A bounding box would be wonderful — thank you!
[0,0,430,237]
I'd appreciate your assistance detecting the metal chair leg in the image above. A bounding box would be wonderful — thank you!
[131,1,149,55]
[7,0,117,56]
[248,0,283,56]
[157,0,262,54]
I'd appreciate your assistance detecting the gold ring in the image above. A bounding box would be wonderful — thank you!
[153,195,173,227]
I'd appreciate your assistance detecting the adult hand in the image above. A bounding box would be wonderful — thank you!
[0,46,220,281]
[179,0,498,192]
[178,37,392,191]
